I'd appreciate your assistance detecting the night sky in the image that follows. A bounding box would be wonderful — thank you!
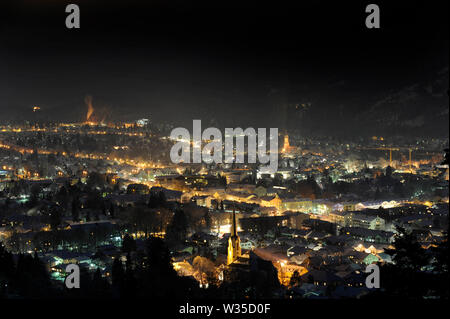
[1,0,448,137]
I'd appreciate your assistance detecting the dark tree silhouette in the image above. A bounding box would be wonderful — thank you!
[122,234,137,254]
[166,209,188,245]
[379,227,432,298]
[71,196,80,222]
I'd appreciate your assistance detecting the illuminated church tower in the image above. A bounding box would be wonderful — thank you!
[227,209,241,265]
[281,133,299,156]
[282,134,291,153]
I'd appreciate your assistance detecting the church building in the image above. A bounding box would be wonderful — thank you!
[227,209,241,265]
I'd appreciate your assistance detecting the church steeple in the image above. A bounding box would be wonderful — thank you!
[231,208,237,237]
[281,132,299,156]
[227,208,241,265]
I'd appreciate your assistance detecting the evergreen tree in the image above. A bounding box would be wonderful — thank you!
[431,231,449,298]
[166,209,188,245]
[111,257,125,296]
[380,226,431,298]
[385,165,393,178]
[384,226,430,271]
[123,252,137,298]
[0,242,15,296]
[71,196,80,222]
[203,211,212,230]
[91,268,111,298]
[122,234,137,254]
[109,203,115,218]
[49,206,62,230]
[139,236,183,297]
[158,191,167,207]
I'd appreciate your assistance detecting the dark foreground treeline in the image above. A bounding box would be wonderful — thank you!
[0,236,279,299]
[1,229,449,299]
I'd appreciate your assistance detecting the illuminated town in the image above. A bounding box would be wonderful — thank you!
[0,100,448,298]
[1,0,448,303]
